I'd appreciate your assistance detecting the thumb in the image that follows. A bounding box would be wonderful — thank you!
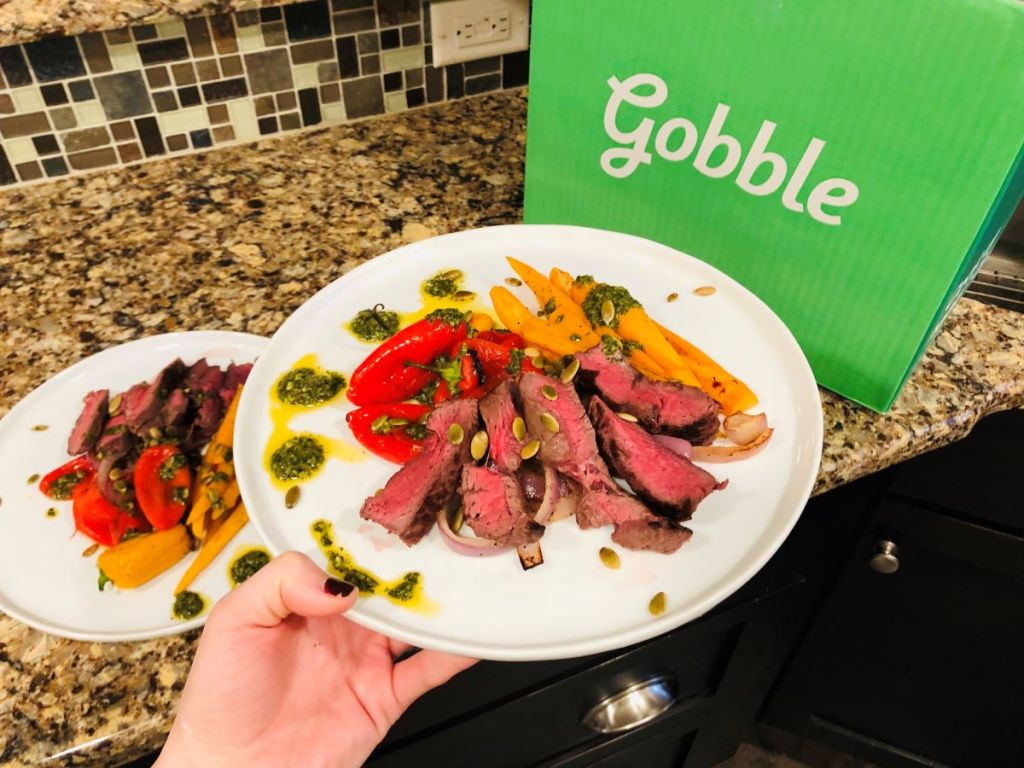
[210,550,358,630]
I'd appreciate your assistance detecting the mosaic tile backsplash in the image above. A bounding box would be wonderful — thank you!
[0,0,529,188]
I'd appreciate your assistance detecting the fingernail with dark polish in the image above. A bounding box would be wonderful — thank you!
[324,578,355,597]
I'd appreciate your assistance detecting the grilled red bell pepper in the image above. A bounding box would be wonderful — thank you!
[72,478,147,547]
[133,445,192,530]
[348,309,469,406]
[39,456,95,500]
[347,403,433,464]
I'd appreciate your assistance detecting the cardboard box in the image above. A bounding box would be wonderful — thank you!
[524,0,1024,411]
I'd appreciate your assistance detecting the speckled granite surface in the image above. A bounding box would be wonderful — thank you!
[0,0,295,47]
[0,90,1022,766]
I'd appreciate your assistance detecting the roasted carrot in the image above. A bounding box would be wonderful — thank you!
[615,308,701,387]
[490,286,533,333]
[656,322,758,413]
[98,525,191,589]
[207,385,243,465]
[594,325,667,380]
[549,267,574,295]
[174,503,249,595]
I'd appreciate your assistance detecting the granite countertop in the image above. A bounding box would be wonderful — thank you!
[0,0,299,47]
[1,90,1022,766]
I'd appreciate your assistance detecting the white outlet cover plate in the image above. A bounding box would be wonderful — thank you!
[430,0,530,68]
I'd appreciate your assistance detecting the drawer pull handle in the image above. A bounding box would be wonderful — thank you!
[582,675,678,734]
[869,540,900,574]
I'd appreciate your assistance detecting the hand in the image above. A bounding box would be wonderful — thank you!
[156,551,477,768]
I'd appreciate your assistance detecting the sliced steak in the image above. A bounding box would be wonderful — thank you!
[519,372,690,553]
[68,389,109,455]
[360,398,479,545]
[479,380,521,473]
[461,465,543,547]
[220,362,253,406]
[577,489,692,554]
[576,347,720,445]
[589,396,724,521]
[124,358,186,432]
[161,388,191,430]
[93,413,132,462]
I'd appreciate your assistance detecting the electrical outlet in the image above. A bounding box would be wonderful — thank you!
[429,0,529,67]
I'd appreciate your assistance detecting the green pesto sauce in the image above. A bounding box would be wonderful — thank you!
[229,548,271,586]
[601,334,623,358]
[270,436,325,482]
[425,308,469,327]
[582,283,641,329]
[45,507,58,518]
[310,519,426,608]
[173,591,206,620]
[48,470,88,500]
[349,307,400,343]
[506,347,526,376]
[573,274,595,287]
[276,367,347,407]
[423,276,457,297]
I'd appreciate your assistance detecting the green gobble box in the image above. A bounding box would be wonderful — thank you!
[523,0,1024,411]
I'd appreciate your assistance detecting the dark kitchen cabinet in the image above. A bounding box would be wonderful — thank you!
[764,408,1024,768]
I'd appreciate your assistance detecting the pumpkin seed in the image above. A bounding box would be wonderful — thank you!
[113,480,127,493]
[31,424,48,431]
[27,474,40,484]
[601,298,615,325]
[693,285,717,297]
[599,547,621,570]
[109,467,123,481]
[523,346,541,359]
[648,592,667,616]
[505,276,523,287]
[520,439,541,460]
[452,290,476,302]
[81,543,99,557]
[387,417,410,427]
[108,394,122,415]
[667,292,679,303]
[441,268,464,281]
[540,413,560,433]
[560,358,581,384]
[449,506,465,534]
[371,414,390,433]
[470,430,489,461]
[617,411,639,423]
[541,384,558,400]
[148,426,163,439]
[448,423,465,445]
[512,416,526,441]
[285,485,301,509]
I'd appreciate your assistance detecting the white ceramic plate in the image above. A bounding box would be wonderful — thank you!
[0,332,268,642]
[235,225,822,661]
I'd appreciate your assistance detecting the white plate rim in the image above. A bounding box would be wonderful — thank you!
[237,224,823,661]
[0,330,268,642]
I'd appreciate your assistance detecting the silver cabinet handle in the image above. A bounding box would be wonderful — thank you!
[582,675,678,734]
[869,540,900,574]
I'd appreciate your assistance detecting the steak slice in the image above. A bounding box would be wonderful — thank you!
[220,362,253,406]
[576,347,720,445]
[124,358,187,432]
[479,380,521,474]
[461,465,543,547]
[161,388,191,430]
[68,389,109,455]
[577,490,692,554]
[589,396,724,521]
[360,398,479,545]
[93,413,132,462]
[519,372,690,553]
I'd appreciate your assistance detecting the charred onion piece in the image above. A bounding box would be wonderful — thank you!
[722,412,768,446]
[692,428,773,463]
[533,464,561,525]
[516,541,544,570]
[652,434,693,459]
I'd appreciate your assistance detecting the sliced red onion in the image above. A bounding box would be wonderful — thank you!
[550,490,578,522]
[692,428,773,463]
[653,434,694,459]
[533,464,560,525]
[436,509,510,557]
[519,468,545,502]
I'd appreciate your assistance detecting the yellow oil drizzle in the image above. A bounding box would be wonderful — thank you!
[311,519,438,616]
[265,353,365,490]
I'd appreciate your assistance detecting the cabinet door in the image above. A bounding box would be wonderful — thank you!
[771,499,1024,767]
